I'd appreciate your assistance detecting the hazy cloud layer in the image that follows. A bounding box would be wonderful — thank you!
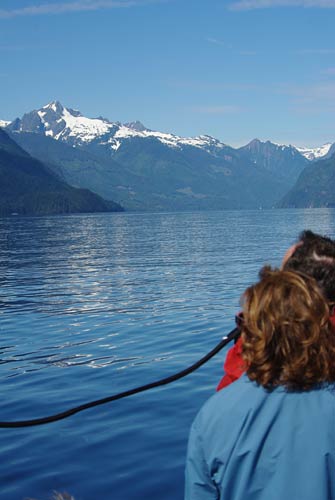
[0,0,157,19]
[276,82,335,116]
[229,0,335,10]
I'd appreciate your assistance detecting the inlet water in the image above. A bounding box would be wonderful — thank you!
[0,209,334,500]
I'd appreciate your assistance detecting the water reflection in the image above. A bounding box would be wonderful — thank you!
[1,209,335,500]
[1,209,334,381]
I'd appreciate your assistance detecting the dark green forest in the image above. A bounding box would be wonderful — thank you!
[0,128,123,216]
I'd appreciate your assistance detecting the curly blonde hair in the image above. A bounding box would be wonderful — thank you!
[242,267,335,391]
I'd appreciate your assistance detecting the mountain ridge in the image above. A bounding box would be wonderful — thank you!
[4,100,333,161]
[4,101,332,212]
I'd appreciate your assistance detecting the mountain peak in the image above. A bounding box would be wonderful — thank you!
[124,120,148,132]
[248,138,262,145]
[243,138,290,151]
[7,101,115,143]
[42,100,65,114]
[243,138,267,151]
[41,101,83,118]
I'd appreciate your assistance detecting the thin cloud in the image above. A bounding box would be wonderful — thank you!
[0,43,50,50]
[190,105,243,114]
[291,102,335,115]
[0,44,27,50]
[206,38,256,54]
[0,0,158,19]
[229,0,335,11]
[169,79,265,93]
[238,50,258,55]
[295,48,335,54]
[206,37,233,48]
[278,82,335,111]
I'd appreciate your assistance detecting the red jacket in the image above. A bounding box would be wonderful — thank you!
[216,312,335,391]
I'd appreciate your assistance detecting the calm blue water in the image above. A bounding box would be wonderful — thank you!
[0,209,334,500]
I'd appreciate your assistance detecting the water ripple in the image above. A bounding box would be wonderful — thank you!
[0,209,335,500]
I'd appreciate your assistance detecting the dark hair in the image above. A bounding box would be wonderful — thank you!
[242,267,335,391]
[283,230,335,303]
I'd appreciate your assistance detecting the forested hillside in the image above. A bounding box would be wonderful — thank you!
[0,128,123,216]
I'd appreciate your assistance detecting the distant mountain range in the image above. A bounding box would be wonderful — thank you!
[2,101,335,211]
[0,128,123,216]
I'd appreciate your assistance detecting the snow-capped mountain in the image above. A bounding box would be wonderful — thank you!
[4,100,335,212]
[9,101,118,145]
[295,143,333,161]
[4,101,334,162]
[7,101,228,155]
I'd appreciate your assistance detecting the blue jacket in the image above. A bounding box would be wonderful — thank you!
[185,374,335,500]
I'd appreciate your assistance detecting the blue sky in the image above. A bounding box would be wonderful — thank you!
[1,0,335,147]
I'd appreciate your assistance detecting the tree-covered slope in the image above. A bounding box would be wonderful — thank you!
[10,131,132,206]
[278,153,335,208]
[238,139,308,183]
[109,136,291,210]
[11,131,295,211]
[0,129,123,215]
[6,101,311,211]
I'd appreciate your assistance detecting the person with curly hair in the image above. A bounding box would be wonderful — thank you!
[185,268,335,500]
[216,230,335,391]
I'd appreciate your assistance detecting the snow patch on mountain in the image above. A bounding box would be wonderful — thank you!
[111,123,226,152]
[269,140,285,147]
[295,143,333,161]
[0,120,10,128]
[56,107,114,142]
[36,102,115,143]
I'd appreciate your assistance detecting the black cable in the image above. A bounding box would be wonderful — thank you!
[0,327,240,428]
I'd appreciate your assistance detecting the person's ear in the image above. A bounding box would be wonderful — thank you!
[281,242,303,269]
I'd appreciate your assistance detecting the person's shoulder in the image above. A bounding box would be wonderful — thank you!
[195,375,259,424]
